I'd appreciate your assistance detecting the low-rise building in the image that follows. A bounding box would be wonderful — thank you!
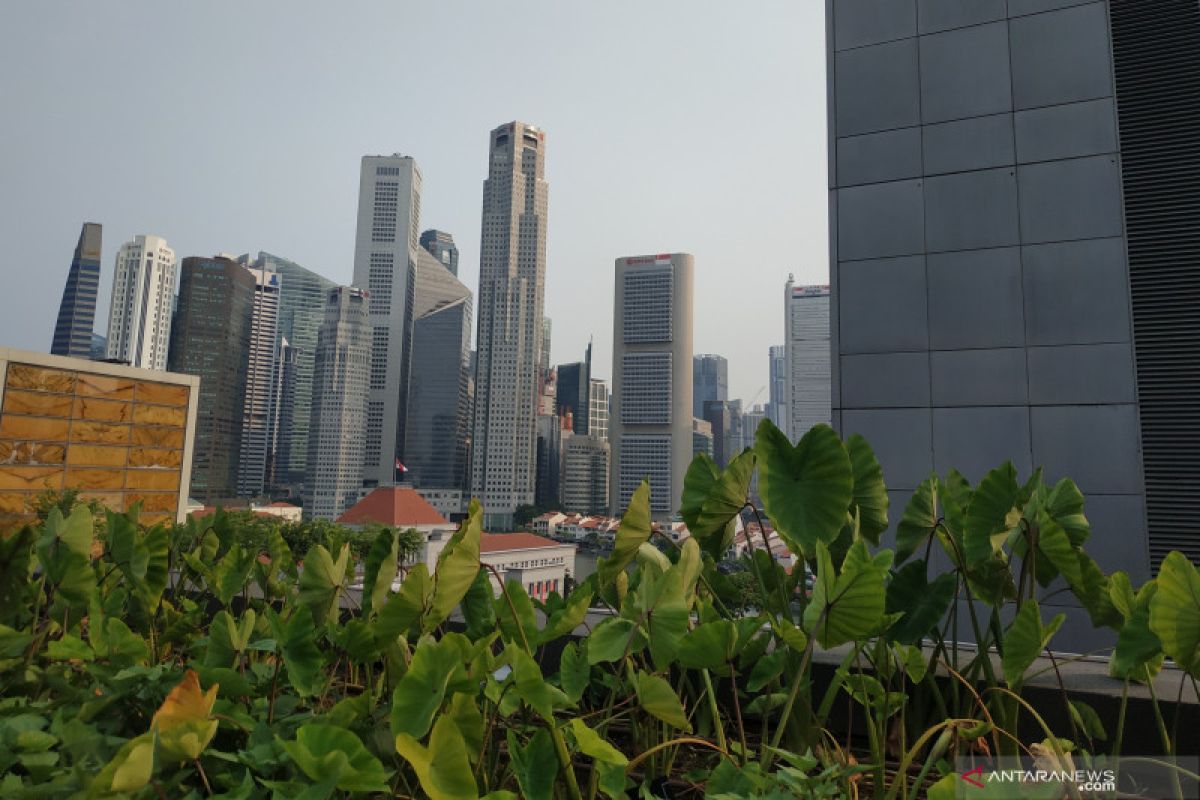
[250,501,302,522]
[481,532,575,601]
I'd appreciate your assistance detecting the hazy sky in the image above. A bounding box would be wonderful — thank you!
[0,1,827,403]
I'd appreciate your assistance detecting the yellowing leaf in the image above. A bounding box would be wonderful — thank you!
[151,669,219,761]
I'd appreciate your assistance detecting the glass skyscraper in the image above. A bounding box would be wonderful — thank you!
[51,223,102,359]
[419,229,460,278]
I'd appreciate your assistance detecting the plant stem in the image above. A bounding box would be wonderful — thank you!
[763,622,818,771]
[699,669,729,753]
[549,722,584,800]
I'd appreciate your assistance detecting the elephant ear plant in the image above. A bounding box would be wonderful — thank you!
[0,420,1197,798]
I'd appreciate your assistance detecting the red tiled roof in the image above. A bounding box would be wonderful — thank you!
[268,501,297,508]
[480,532,568,553]
[337,487,448,527]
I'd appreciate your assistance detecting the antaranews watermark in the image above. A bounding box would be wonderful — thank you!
[952,755,1199,798]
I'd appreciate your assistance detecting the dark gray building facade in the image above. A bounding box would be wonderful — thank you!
[828,1,1200,638]
[420,229,460,278]
[693,354,729,419]
[51,223,102,359]
[556,341,593,435]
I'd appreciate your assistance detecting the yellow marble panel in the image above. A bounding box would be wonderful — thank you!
[0,493,33,514]
[73,397,132,423]
[125,492,177,513]
[65,468,126,491]
[128,448,181,469]
[0,466,63,491]
[67,445,128,468]
[0,415,70,442]
[133,404,186,427]
[125,469,180,491]
[0,442,9,463]
[76,373,136,401]
[135,382,189,407]
[70,422,131,445]
[6,364,76,394]
[5,443,66,465]
[80,491,123,510]
[139,513,172,526]
[132,426,184,449]
[3,390,73,418]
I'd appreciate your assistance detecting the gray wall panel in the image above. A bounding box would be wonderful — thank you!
[920,22,1014,123]
[1023,238,1132,345]
[927,247,1025,349]
[1082,494,1151,583]
[925,168,1020,252]
[931,348,1029,406]
[1031,404,1143,494]
[917,0,1006,34]
[834,0,917,50]
[1015,98,1118,163]
[841,352,931,408]
[838,256,929,353]
[836,39,922,136]
[1028,344,1137,405]
[842,408,933,490]
[932,406,1033,482]
[1010,3,1114,109]
[837,180,926,260]
[838,128,924,186]
[1018,155,1124,243]
[923,114,1015,175]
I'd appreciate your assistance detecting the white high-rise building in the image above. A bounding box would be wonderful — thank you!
[236,256,281,498]
[105,235,176,370]
[562,435,609,516]
[305,286,370,521]
[352,155,422,489]
[610,253,694,519]
[784,277,831,440]
[588,378,609,441]
[767,344,787,430]
[470,122,549,530]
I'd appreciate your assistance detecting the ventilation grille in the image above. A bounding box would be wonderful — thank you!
[1110,0,1200,570]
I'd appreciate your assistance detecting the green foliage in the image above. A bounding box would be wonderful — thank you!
[0,426,1195,798]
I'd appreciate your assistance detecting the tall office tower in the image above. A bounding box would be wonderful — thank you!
[692,354,729,418]
[588,378,609,441]
[51,223,102,358]
[470,121,549,530]
[535,413,565,509]
[827,0,1200,640]
[703,399,735,468]
[556,341,593,434]
[235,257,281,498]
[766,345,787,430]
[419,229,460,277]
[741,405,765,451]
[692,418,714,460]
[562,435,609,515]
[541,318,553,379]
[353,154,423,489]
[105,235,176,370]
[269,337,295,490]
[261,252,337,488]
[610,253,694,518]
[784,279,831,440]
[405,248,472,492]
[168,256,255,501]
[305,287,371,520]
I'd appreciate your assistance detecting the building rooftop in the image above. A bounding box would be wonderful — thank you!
[337,486,449,527]
[481,532,571,554]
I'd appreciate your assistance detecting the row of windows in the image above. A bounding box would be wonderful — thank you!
[622,269,674,343]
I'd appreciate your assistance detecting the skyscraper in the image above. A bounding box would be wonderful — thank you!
[470,122,549,529]
[703,399,734,468]
[168,256,255,501]
[562,435,609,516]
[51,223,102,359]
[610,253,694,518]
[262,252,337,489]
[105,235,176,370]
[306,286,370,520]
[767,344,787,430]
[826,0,1200,636]
[588,377,609,441]
[784,279,830,440]
[693,354,729,419]
[353,155,422,489]
[419,229,459,277]
[556,341,592,435]
[405,247,472,492]
[235,256,281,498]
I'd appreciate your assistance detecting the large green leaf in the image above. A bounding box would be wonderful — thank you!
[1111,582,1163,680]
[964,463,1021,565]
[1002,600,1065,688]
[676,619,737,673]
[1043,478,1090,546]
[569,718,628,765]
[282,724,390,793]
[538,576,594,644]
[362,526,402,617]
[895,476,938,564]
[508,644,572,721]
[461,566,498,641]
[267,606,323,697]
[496,579,539,648]
[0,527,35,626]
[426,502,482,632]
[559,640,591,703]
[1071,552,1121,629]
[680,450,755,559]
[297,544,350,625]
[641,567,690,670]
[846,434,888,545]
[391,636,472,740]
[92,732,154,794]
[756,420,853,558]
[598,480,652,586]
[636,671,690,730]
[36,508,95,606]
[204,609,256,668]
[396,715,479,800]
[587,618,645,664]
[1033,513,1082,588]
[885,560,956,645]
[375,563,431,645]
[1149,551,1200,678]
[508,729,557,800]
[803,540,890,648]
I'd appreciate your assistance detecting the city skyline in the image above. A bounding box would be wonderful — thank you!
[0,1,823,404]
